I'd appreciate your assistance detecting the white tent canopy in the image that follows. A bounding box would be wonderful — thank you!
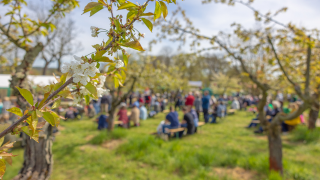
[0,74,58,88]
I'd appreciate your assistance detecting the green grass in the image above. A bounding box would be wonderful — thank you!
[4,111,320,180]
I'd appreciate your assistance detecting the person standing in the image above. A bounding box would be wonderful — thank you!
[194,94,201,119]
[130,102,140,126]
[202,91,210,123]
[139,103,148,120]
[185,92,195,107]
[100,94,109,113]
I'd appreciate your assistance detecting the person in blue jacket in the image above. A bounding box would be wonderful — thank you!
[202,91,210,123]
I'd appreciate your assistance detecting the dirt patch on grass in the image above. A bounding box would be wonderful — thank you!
[85,135,94,141]
[213,167,258,180]
[58,125,65,131]
[101,139,124,150]
[79,144,98,151]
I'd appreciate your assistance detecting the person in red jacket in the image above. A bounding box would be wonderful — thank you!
[185,92,195,106]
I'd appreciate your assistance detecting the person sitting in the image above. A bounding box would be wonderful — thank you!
[210,103,218,123]
[217,101,226,118]
[130,102,140,126]
[162,106,180,134]
[282,103,301,132]
[96,114,108,130]
[180,106,195,135]
[117,102,129,128]
[139,103,148,120]
[65,106,78,120]
[231,97,240,110]
[255,101,281,133]
[188,106,199,132]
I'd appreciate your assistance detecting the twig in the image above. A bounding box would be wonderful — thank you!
[0,77,74,139]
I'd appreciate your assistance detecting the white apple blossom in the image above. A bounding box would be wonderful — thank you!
[73,96,82,105]
[115,60,124,68]
[90,26,99,37]
[97,87,107,97]
[84,63,99,77]
[73,55,84,63]
[79,86,90,95]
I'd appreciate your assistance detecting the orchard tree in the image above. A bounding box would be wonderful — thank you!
[0,0,178,179]
[41,19,81,75]
[155,0,319,175]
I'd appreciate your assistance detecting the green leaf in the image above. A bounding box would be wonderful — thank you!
[97,57,113,63]
[141,12,154,16]
[154,1,161,21]
[121,40,145,51]
[85,82,98,97]
[122,52,128,66]
[51,99,61,109]
[21,126,39,142]
[141,18,153,32]
[159,1,168,19]
[60,73,68,83]
[82,2,102,14]
[96,50,107,59]
[42,112,55,126]
[121,69,126,82]
[90,5,104,17]
[16,87,34,106]
[172,0,176,4]
[114,77,119,88]
[84,95,90,105]
[127,11,137,20]
[38,91,50,108]
[36,109,43,117]
[58,90,73,99]
[6,107,23,117]
[118,2,136,10]
[50,111,62,127]
[30,111,38,135]
[114,19,121,32]
[117,0,126,4]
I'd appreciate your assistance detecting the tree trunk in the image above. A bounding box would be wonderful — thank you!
[10,43,51,180]
[13,121,53,180]
[308,108,319,130]
[267,125,283,174]
[10,43,43,108]
[107,107,116,132]
[42,62,49,75]
[57,59,62,72]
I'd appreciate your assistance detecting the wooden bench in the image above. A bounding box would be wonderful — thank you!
[169,127,185,139]
[251,120,260,124]
[114,121,123,125]
[198,122,205,126]
[227,109,236,114]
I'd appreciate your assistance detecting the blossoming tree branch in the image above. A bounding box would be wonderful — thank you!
[0,0,177,178]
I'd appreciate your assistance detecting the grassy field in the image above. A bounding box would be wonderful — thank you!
[4,111,320,180]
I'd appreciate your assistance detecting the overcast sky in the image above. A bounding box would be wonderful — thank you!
[15,0,320,67]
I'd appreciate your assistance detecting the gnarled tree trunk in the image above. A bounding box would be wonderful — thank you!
[9,43,55,180]
[107,106,116,131]
[308,108,319,130]
[268,124,283,173]
[13,120,53,180]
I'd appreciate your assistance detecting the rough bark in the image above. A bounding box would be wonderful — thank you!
[267,126,283,174]
[308,108,319,130]
[107,106,116,131]
[13,120,53,180]
[10,43,43,109]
